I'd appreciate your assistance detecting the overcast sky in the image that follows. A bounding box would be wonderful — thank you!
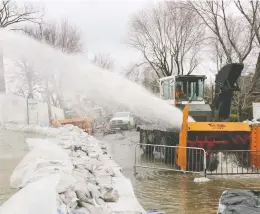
[24,0,158,72]
[19,0,217,82]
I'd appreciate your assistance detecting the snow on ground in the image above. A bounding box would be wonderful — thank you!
[0,123,145,214]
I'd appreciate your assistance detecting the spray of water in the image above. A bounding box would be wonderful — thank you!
[0,29,193,130]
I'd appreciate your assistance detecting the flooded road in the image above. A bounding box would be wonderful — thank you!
[2,128,260,213]
[0,129,39,204]
[96,131,260,214]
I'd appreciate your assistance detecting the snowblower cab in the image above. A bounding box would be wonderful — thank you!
[177,63,254,172]
[159,74,212,121]
[159,74,206,104]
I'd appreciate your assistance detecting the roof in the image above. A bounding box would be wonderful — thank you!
[176,75,206,79]
[159,75,207,82]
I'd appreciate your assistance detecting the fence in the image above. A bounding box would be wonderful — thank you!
[207,150,260,175]
[134,145,260,177]
[134,143,206,176]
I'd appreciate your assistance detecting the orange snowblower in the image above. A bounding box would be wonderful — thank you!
[177,104,260,173]
[139,63,260,174]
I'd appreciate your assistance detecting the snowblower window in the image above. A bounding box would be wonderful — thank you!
[175,78,204,101]
[161,79,174,100]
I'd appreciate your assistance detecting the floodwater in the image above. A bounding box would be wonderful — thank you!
[0,129,39,204]
[96,131,260,214]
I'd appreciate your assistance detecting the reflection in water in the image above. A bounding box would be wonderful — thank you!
[133,171,260,214]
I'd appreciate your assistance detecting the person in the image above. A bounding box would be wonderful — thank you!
[175,84,185,98]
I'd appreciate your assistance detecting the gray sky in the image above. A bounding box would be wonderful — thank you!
[22,0,216,81]
[26,0,155,72]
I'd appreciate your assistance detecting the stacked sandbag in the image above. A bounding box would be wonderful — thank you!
[1,123,145,214]
[0,175,61,214]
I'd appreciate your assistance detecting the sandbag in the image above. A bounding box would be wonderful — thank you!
[102,188,119,202]
[79,201,103,214]
[218,189,260,214]
[56,174,76,193]
[10,140,73,189]
[0,175,60,214]
[74,182,91,203]
[72,208,91,214]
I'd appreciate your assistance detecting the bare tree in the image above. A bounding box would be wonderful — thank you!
[187,0,256,64]
[22,19,84,109]
[23,19,83,54]
[234,0,260,94]
[7,58,43,99]
[124,62,146,83]
[0,0,42,29]
[232,73,256,120]
[128,1,204,77]
[0,0,42,93]
[92,53,114,70]
[124,62,159,93]
[141,67,159,93]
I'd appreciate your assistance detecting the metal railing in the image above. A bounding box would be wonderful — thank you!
[134,145,260,177]
[134,143,206,176]
[207,150,260,175]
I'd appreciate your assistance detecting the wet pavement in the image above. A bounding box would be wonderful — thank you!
[0,129,40,203]
[96,131,260,214]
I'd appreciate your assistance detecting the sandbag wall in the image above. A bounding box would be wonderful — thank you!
[0,123,145,214]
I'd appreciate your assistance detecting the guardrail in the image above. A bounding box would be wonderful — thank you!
[134,143,206,176]
[134,145,260,177]
[207,150,260,175]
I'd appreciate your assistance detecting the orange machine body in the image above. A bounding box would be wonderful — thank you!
[177,105,260,171]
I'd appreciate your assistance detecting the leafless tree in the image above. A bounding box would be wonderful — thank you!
[23,19,83,54]
[234,0,260,95]
[0,0,43,93]
[22,19,84,109]
[187,0,256,64]
[124,62,159,93]
[124,62,146,83]
[141,67,159,93]
[92,53,114,70]
[0,0,42,29]
[128,1,204,77]
[209,34,235,73]
[6,58,43,99]
[232,73,257,120]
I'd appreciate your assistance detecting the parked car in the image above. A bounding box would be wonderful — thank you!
[109,112,135,130]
